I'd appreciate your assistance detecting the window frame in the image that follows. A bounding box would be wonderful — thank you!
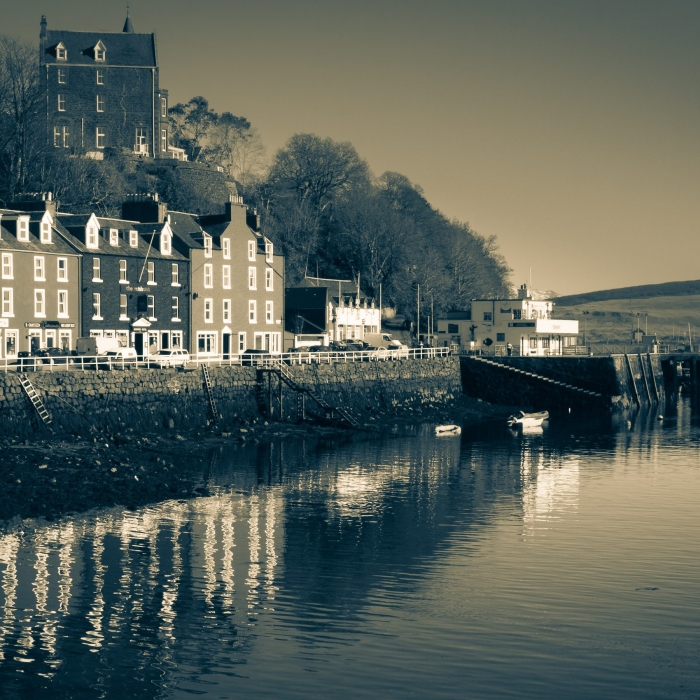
[265,268,273,291]
[204,298,213,323]
[171,263,179,286]
[222,238,230,259]
[147,295,155,320]
[1,253,13,280]
[57,257,68,281]
[96,95,105,113]
[119,293,128,320]
[129,230,138,248]
[57,290,68,318]
[222,264,231,289]
[248,240,255,261]
[34,289,46,318]
[92,257,101,282]
[203,263,213,288]
[119,259,128,283]
[147,261,156,285]
[171,296,180,321]
[223,299,231,324]
[96,69,104,85]
[92,292,101,320]
[203,234,212,258]
[248,266,257,290]
[248,300,257,324]
[57,68,66,84]
[58,94,66,112]
[1,287,14,317]
[96,127,106,149]
[17,218,29,242]
[34,256,45,282]
[266,300,274,324]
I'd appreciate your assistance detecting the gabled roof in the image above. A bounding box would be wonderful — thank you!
[43,29,156,67]
[0,208,80,255]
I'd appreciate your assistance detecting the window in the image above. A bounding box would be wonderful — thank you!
[57,68,66,84]
[34,289,46,318]
[161,97,167,118]
[17,218,29,241]
[248,240,255,261]
[58,94,66,112]
[483,312,493,322]
[248,300,257,324]
[96,127,105,149]
[171,263,179,285]
[248,267,256,290]
[204,263,213,288]
[34,256,45,281]
[204,298,213,323]
[161,232,171,255]
[96,95,105,112]
[222,265,231,289]
[92,257,101,281]
[94,41,106,62]
[57,258,68,281]
[542,337,550,349]
[109,228,118,246]
[119,259,127,282]
[2,253,13,279]
[2,288,13,316]
[135,127,148,154]
[223,299,231,323]
[203,235,212,258]
[147,295,155,319]
[147,261,156,284]
[265,241,273,262]
[222,238,230,259]
[96,69,104,85]
[57,290,68,318]
[86,225,98,248]
[119,294,128,319]
[92,293,101,319]
[266,300,274,324]
[496,333,506,342]
[171,296,179,320]
[529,336,537,350]
[161,129,167,153]
[197,332,217,355]
[40,220,51,244]
[171,331,183,349]
[56,43,67,60]
[265,268,273,291]
[52,125,68,148]
[447,323,459,334]
[238,332,246,352]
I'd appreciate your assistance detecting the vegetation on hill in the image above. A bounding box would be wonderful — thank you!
[555,280,700,307]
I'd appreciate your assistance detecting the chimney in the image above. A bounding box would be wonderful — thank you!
[11,192,57,217]
[517,284,532,300]
[122,193,167,223]
[224,193,244,221]
[40,15,47,41]
[246,207,260,232]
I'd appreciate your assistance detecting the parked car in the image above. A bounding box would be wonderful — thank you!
[149,349,191,368]
[240,349,270,366]
[97,347,139,369]
[387,340,409,358]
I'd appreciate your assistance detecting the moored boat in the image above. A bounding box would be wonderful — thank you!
[435,424,462,436]
[507,411,549,428]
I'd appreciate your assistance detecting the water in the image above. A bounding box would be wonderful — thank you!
[1,402,699,699]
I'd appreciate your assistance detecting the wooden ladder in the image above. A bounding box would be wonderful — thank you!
[201,364,218,423]
[18,373,53,430]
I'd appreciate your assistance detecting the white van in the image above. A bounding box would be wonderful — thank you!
[364,333,396,349]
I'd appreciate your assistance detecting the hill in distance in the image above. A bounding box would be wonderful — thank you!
[554,279,700,307]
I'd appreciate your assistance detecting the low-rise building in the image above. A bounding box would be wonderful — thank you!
[0,195,81,358]
[285,277,380,347]
[437,285,579,356]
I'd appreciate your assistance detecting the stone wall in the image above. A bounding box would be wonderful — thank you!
[0,356,462,437]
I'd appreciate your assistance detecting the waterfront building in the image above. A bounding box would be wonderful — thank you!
[39,13,182,160]
[123,194,284,357]
[437,284,579,356]
[57,206,190,354]
[285,277,380,347]
[0,195,81,358]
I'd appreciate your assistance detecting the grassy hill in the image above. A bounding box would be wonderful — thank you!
[556,294,700,345]
[555,279,700,307]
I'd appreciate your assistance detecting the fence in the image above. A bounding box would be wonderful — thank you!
[0,346,450,373]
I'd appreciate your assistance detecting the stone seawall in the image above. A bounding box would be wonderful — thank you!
[0,357,462,437]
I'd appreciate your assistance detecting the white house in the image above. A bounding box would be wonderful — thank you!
[437,285,579,356]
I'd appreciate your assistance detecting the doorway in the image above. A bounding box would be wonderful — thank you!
[222,333,231,360]
[134,332,145,357]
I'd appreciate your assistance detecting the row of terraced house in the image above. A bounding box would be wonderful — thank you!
[0,193,284,360]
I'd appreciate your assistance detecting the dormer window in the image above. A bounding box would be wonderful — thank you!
[86,224,99,249]
[222,238,230,259]
[56,42,67,61]
[94,41,106,62]
[17,217,29,242]
[109,228,118,246]
[160,232,171,255]
[265,240,273,262]
[203,234,212,258]
[40,214,52,244]
[129,230,138,248]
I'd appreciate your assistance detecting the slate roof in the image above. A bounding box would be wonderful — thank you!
[0,209,80,255]
[298,277,375,306]
[43,29,156,67]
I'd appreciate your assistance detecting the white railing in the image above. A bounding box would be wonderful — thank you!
[0,347,450,373]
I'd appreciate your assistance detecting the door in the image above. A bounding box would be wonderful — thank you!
[222,333,231,360]
[134,332,144,357]
[29,332,41,353]
[5,330,17,359]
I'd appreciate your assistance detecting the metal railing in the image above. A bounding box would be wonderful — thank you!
[0,347,450,373]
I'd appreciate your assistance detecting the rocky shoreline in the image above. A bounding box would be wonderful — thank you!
[0,395,514,525]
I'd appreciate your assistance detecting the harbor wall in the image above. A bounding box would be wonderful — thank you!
[0,357,462,437]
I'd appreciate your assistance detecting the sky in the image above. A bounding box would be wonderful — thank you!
[2,0,699,296]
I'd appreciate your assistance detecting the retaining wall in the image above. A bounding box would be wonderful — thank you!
[0,357,462,437]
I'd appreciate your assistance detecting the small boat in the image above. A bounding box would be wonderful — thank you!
[507,411,549,428]
[435,424,462,436]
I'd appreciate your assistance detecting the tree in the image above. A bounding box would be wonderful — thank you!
[0,35,43,203]
[205,112,265,187]
[168,96,216,162]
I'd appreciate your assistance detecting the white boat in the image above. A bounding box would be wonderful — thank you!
[435,424,462,436]
[507,411,549,428]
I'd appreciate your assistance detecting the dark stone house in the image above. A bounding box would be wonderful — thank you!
[39,13,178,159]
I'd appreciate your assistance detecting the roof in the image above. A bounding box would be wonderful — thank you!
[298,276,376,305]
[0,209,80,255]
[167,211,211,252]
[43,28,156,67]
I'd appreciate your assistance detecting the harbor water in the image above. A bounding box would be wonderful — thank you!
[0,401,699,698]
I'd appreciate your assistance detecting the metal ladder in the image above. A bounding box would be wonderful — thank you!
[201,364,218,423]
[18,373,53,430]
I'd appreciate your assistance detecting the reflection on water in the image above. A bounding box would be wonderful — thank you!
[1,403,699,699]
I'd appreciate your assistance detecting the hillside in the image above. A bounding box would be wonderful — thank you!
[555,279,700,307]
[556,294,700,345]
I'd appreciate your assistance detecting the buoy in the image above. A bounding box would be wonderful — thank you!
[658,415,664,420]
